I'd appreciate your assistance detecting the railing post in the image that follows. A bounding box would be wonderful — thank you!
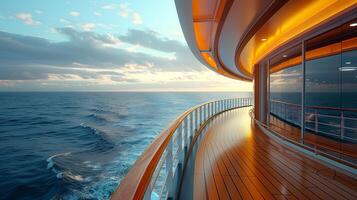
[166,139,173,198]
[341,111,344,140]
[143,185,151,200]
[195,109,198,131]
[177,125,183,165]
[199,106,202,125]
[314,109,318,133]
[200,105,205,122]
[190,113,193,140]
[206,104,208,119]
[208,103,210,118]
[184,117,188,149]
[213,101,215,115]
[202,105,205,122]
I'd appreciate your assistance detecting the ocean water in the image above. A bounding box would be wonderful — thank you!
[0,92,251,200]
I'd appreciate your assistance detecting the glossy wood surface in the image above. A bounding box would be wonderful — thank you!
[194,107,357,200]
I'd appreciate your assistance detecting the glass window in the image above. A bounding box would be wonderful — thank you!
[304,21,357,163]
[269,44,302,142]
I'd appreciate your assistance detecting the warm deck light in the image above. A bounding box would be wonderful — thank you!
[282,54,288,58]
[349,23,357,27]
[261,38,267,41]
[201,52,217,69]
[239,0,356,76]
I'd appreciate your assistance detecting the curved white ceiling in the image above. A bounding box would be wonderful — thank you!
[218,0,272,79]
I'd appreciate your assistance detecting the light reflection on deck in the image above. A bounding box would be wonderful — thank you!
[193,107,357,200]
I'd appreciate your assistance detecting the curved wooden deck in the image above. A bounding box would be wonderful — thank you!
[193,107,357,200]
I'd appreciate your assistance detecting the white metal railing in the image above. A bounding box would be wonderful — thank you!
[145,97,252,200]
[270,100,357,143]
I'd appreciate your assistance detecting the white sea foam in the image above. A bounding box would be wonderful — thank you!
[46,152,71,169]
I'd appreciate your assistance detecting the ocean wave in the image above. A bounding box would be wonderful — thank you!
[86,113,110,123]
[79,123,101,135]
[63,172,91,182]
[89,108,129,120]
[47,152,72,170]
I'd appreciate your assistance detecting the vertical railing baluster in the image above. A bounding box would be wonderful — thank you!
[314,109,318,133]
[199,107,202,126]
[341,111,344,140]
[177,125,183,166]
[190,113,193,141]
[213,101,215,115]
[184,117,188,150]
[195,109,198,131]
[143,183,151,200]
[207,103,211,119]
[166,139,173,199]
[205,104,207,120]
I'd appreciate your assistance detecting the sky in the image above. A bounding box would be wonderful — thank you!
[0,0,252,92]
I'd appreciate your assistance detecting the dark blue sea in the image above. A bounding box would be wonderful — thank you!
[0,92,251,200]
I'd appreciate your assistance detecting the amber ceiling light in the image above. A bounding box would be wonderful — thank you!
[238,0,356,76]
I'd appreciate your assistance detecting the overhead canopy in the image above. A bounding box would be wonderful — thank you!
[175,0,357,81]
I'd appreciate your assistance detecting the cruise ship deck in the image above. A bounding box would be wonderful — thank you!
[112,1,357,199]
[189,107,357,200]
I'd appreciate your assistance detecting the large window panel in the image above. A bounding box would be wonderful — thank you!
[341,49,357,142]
[269,44,302,142]
[304,22,356,164]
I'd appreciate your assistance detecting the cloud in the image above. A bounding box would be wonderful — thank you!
[102,4,116,10]
[35,10,43,15]
[0,27,251,91]
[132,13,143,24]
[15,13,40,25]
[94,12,102,16]
[116,4,143,25]
[118,3,130,18]
[69,11,80,17]
[0,27,203,83]
[81,23,96,31]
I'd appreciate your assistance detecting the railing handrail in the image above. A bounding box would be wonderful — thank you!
[110,97,252,200]
[270,99,357,112]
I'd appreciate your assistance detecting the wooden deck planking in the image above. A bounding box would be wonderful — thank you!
[192,108,357,200]
[251,131,357,199]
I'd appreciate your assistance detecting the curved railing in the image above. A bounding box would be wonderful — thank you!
[111,97,252,200]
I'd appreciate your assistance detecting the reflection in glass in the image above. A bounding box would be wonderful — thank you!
[267,20,357,165]
[269,45,302,142]
[304,21,356,164]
